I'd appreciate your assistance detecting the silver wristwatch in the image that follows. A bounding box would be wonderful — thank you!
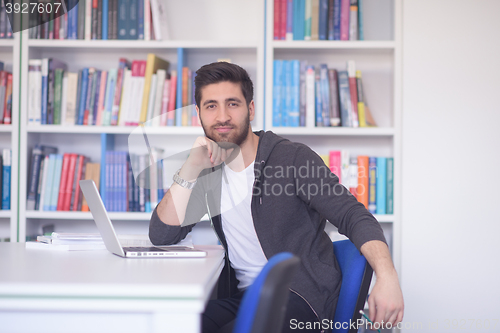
[173,169,197,190]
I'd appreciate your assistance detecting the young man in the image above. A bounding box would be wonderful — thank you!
[149,62,404,332]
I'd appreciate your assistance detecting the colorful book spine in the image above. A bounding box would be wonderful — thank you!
[340,0,350,40]
[286,0,293,40]
[314,68,323,126]
[337,70,351,127]
[319,64,330,127]
[289,60,300,127]
[349,0,358,40]
[376,157,387,215]
[273,60,283,127]
[274,0,281,40]
[368,156,377,213]
[329,151,341,182]
[386,157,394,214]
[283,60,292,126]
[77,68,89,125]
[333,0,341,40]
[348,156,358,198]
[318,0,328,40]
[357,155,369,209]
[49,154,63,211]
[1,149,11,210]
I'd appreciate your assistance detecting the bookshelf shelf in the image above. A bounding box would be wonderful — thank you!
[27,39,260,49]
[269,127,395,137]
[25,211,152,221]
[0,125,13,133]
[26,125,205,135]
[0,211,11,219]
[0,40,15,48]
[373,214,395,223]
[272,40,395,50]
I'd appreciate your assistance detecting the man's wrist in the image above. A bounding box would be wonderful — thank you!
[178,161,202,182]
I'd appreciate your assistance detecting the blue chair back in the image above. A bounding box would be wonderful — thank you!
[233,252,300,333]
[332,240,373,333]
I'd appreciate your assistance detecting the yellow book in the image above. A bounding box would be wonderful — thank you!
[320,154,330,168]
[356,70,376,127]
[139,54,170,123]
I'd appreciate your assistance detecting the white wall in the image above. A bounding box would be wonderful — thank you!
[401,0,500,331]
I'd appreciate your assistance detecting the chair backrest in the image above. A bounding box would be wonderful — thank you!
[332,240,373,333]
[233,252,300,333]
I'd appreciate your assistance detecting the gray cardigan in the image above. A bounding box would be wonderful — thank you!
[149,130,386,322]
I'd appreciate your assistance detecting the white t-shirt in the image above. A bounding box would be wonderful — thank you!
[220,162,268,290]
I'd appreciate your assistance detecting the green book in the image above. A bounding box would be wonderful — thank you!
[53,68,64,125]
[386,157,394,214]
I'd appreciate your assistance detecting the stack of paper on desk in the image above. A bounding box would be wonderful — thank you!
[26,233,194,251]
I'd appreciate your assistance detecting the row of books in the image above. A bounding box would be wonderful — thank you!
[1,149,12,210]
[320,151,393,215]
[28,54,200,127]
[273,59,375,128]
[0,65,13,125]
[26,145,170,213]
[28,0,169,41]
[0,2,14,39]
[274,0,364,41]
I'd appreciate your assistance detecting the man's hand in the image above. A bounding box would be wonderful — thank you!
[181,136,238,180]
[360,240,404,329]
[367,270,404,329]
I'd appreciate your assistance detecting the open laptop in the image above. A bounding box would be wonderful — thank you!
[79,179,206,258]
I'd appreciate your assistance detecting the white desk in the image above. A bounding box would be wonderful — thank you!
[0,243,225,333]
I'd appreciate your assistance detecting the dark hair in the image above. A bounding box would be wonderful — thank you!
[195,62,254,108]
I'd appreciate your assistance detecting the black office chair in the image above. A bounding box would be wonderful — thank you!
[232,252,300,333]
[332,240,374,333]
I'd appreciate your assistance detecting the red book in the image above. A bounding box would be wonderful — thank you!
[72,155,86,211]
[357,155,369,209]
[0,71,6,124]
[159,77,171,126]
[274,0,281,40]
[3,73,13,124]
[340,0,350,41]
[54,15,60,40]
[347,61,359,127]
[56,154,71,211]
[329,151,341,183]
[62,154,78,211]
[166,71,177,126]
[280,0,287,39]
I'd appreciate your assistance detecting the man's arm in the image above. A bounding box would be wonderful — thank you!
[360,240,404,328]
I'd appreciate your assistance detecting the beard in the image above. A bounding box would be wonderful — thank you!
[200,109,251,148]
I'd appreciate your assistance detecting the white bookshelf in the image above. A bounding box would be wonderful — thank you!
[0,33,21,242]
[264,0,402,276]
[17,0,265,241]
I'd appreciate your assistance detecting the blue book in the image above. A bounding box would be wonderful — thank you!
[137,0,144,40]
[333,0,341,40]
[77,68,89,125]
[289,60,300,127]
[176,48,185,126]
[68,0,78,39]
[100,134,115,210]
[103,68,117,126]
[358,0,364,40]
[282,60,292,127]
[92,71,102,125]
[286,0,293,39]
[1,149,11,210]
[299,61,307,127]
[128,0,138,39]
[376,157,387,215]
[386,157,394,214]
[106,151,112,211]
[102,0,108,40]
[117,0,129,39]
[337,71,352,127]
[49,154,63,211]
[318,0,328,40]
[314,68,323,126]
[43,154,56,211]
[293,0,305,40]
[127,154,134,211]
[273,60,283,127]
[319,64,331,127]
[368,156,377,214]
